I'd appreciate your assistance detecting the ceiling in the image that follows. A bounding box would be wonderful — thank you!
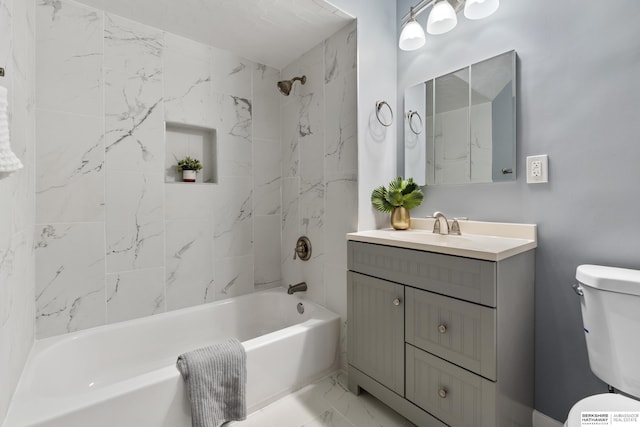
[75,0,354,70]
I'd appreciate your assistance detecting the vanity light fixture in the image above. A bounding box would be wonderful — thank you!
[398,7,426,50]
[399,0,499,51]
[426,0,457,35]
[464,0,500,20]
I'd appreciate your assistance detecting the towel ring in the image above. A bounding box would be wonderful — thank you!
[375,100,393,127]
[406,110,423,135]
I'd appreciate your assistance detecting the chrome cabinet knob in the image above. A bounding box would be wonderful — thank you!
[438,324,447,334]
[438,388,448,399]
[393,298,401,306]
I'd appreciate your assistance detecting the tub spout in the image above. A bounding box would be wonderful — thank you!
[287,282,307,294]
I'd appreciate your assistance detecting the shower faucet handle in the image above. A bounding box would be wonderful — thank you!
[293,236,312,261]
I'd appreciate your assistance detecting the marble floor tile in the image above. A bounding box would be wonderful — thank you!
[230,372,415,427]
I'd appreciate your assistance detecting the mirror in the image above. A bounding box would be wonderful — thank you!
[404,82,426,185]
[404,50,516,185]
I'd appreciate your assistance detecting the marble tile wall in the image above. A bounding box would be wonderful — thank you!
[35,0,106,338]
[280,21,358,371]
[34,0,284,338]
[33,1,358,362]
[0,0,36,421]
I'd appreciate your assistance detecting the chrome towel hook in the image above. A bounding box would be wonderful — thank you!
[375,100,393,127]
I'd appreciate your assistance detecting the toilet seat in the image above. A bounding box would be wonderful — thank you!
[565,393,640,427]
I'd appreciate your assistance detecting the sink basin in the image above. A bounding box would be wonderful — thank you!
[379,230,471,246]
[347,220,537,261]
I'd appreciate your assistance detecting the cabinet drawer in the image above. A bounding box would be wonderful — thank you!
[406,287,496,380]
[348,241,496,307]
[406,345,496,427]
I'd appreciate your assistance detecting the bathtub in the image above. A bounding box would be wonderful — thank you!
[5,288,340,427]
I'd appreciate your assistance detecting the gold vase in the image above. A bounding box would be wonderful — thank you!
[390,207,410,230]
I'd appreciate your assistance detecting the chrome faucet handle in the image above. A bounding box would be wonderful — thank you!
[293,236,312,261]
[450,219,461,235]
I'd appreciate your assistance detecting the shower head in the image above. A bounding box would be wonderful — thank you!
[277,75,307,96]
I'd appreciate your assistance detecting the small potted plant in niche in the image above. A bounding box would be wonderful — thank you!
[371,177,424,230]
[176,156,203,183]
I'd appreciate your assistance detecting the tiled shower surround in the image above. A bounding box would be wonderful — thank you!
[0,0,37,420]
[34,0,357,342]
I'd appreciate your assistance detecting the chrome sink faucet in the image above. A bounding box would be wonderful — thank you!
[287,281,307,295]
[432,211,463,235]
[432,211,450,235]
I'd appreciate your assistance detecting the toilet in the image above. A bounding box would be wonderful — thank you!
[565,265,640,426]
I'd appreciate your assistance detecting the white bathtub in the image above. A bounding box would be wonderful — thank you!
[5,288,340,427]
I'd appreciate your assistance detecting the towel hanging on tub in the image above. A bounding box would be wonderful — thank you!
[0,85,23,174]
[176,338,247,427]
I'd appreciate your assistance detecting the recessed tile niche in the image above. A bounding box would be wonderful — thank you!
[165,122,217,184]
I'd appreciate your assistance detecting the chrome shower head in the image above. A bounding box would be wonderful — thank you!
[277,75,307,96]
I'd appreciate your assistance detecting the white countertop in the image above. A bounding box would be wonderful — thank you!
[347,218,537,261]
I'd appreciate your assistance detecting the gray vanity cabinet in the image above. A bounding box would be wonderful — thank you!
[347,240,534,427]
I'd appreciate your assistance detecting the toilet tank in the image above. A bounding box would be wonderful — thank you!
[576,264,640,398]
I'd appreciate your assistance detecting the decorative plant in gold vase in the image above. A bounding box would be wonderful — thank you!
[371,177,424,230]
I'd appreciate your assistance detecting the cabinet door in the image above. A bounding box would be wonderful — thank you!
[347,271,404,395]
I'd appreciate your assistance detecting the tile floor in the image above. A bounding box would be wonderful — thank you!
[230,372,416,427]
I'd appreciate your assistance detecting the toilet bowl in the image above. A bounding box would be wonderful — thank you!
[565,265,640,426]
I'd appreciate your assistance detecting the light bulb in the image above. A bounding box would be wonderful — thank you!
[464,0,499,20]
[427,0,458,35]
[399,18,426,51]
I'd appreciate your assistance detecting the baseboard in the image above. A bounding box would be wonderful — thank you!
[533,410,563,427]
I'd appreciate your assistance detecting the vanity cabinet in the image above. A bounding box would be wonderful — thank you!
[347,240,534,427]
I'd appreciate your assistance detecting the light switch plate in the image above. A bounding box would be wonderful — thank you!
[526,155,549,183]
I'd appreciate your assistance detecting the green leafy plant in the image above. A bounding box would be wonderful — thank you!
[371,177,424,213]
[176,156,203,172]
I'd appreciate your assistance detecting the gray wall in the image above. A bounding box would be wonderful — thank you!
[397,0,640,422]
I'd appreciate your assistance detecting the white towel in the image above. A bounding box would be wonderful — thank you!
[0,85,23,174]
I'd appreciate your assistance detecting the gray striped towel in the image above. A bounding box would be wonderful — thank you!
[176,338,247,427]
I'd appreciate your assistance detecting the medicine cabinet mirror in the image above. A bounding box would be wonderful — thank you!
[404,50,516,185]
